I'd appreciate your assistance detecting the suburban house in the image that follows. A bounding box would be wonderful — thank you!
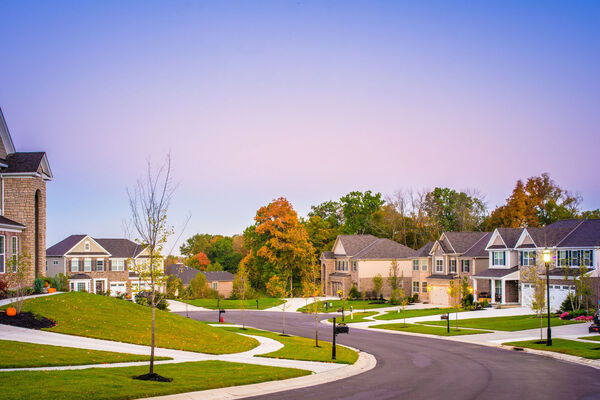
[320,235,417,297]
[46,234,163,295]
[412,241,434,302]
[0,108,53,283]
[472,219,600,309]
[165,263,234,298]
[426,231,491,305]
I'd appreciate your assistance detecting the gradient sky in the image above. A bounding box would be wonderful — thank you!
[1,1,599,254]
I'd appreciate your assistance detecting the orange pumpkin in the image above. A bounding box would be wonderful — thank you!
[48,288,56,293]
[44,282,49,288]
[6,307,16,317]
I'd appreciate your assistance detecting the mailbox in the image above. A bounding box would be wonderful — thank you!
[337,308,343,312]
[218,309,226,323]
[335,323,349,334]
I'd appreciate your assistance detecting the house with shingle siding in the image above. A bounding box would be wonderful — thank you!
[0,108,52,283]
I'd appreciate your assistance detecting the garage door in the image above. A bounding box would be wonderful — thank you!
[110,282,127,296]
[429,286,449,306]
[521,283,574,311]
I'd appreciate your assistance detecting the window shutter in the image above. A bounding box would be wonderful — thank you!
[108,260,112,271]
[520,252,523,265]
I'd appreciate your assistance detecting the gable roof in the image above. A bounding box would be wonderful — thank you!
[46,235,144,258]
[46,234,87,256]
[415,241,434,258]
[0,108,16,156]
[443,232,490,254]
[202,271,235,281]
[352,238,416,259]
[462,232,492,258]
[165,263,200,285]
[335,235,379,256]
[494,228,523,249]
[0,215,25,231]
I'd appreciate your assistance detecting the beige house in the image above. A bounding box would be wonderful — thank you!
[320,235,416,297]
[0,108,53,283]
[46,234,162,295]
[165,263,234,298]
[412,242,434,302]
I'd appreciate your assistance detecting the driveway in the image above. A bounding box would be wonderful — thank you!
[182,309,600,400]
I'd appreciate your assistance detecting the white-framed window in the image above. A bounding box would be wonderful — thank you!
[412,281,419,292]
[582,250,593,266]
[212,282,218,290]
[422,262,427,271]
[492,251,505,266]
[461,260,470,273]
[96,260,104,272]
[413,260,419,271]
[523,284,530,288]
[422,281,427,293]
[449,259,457,273]
[11,236,17,267]
[109,281,126,296]
[84,241,90,251]
[522,251,536,266]
[352,261,357,271]
[71,258,80,272]
[112,259,125,271]
[84,258,92,272]
[0,235,4,274]
[435,259,444,273]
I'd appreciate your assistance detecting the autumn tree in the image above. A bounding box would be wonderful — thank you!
[487,180,538,229]
[266,275,289,335]
[188,252,211,270]
[448,279,462,330]
[301,264,322,347]
[521,265,546,341]
[6,252,32,314]
[189,272,208,299]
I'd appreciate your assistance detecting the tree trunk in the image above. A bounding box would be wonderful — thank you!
[539,312,543,342]
[315,308,319,347]
[150,301,155,374]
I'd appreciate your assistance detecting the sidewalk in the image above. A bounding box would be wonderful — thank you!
[0,291,60,307]
[263,297,338,312]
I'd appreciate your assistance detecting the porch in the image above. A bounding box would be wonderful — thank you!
[472,266,520,305]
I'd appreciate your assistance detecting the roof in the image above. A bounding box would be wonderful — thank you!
[46,234,87,256]
[556,219,600,247]
[329,272,351,277]
[46,235,144,257]
[415,242,434,258]
[69,273,92,280]
[427,274,458,280]
[352,238,416,259]
[202,271,234,281]
[320,251,335,260]
[3,152,45,173]
[473,266,519,278]
[0,215,25,229]
[443,232,490,254]
[336,235,379,256]
[165,263,200,285]
[495,228,523,249]
[462,232,492,258]
[546,267,595,277]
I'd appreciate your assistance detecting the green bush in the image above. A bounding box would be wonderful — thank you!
[349,285,361,300]
[461,293,474,308]
[560,293,576,312]
[482,299,489,308]
[33,278,45,294]
[412,293,419,303]
[135,290,169,311]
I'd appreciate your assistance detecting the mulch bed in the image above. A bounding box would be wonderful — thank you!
[0,311,56,329]
[133,373,172,382]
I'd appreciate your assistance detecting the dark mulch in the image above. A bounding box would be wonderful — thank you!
[0,311,56,329]
[133,373,172,382]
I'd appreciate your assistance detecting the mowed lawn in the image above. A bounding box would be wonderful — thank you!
[0,340,170,368]
[0,360,310,400]
[181,298,284,310]
[370,323,490,336]
[374,307,455,321]
[417,314,584,331]
[223,327,358,364]
[4,292,257,354]
[579,335,600,341]
[327,312,378,324]
[298,300,395,313]
[505,339,600,360]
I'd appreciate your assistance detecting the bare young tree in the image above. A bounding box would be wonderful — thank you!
[521,265,546,342]
[127,154,175,381]
[6,252,32,314]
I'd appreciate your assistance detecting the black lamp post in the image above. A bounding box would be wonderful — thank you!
[543,249,552,346]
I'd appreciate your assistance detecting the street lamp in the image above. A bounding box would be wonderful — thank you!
[543,248,552,346]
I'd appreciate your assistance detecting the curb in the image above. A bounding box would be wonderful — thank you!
[137,350,377,400]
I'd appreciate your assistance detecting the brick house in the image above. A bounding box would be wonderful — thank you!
[0,108,52,283]
[165,263,234,298]
[46,234,163,295]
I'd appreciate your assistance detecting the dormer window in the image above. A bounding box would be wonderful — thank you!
[435,259,444,273]
[84,241,90,251]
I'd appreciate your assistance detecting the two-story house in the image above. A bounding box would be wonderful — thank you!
[412,242,434,302]
[0,108,52,283]
[320,235,416,297]
[46,234,162,296]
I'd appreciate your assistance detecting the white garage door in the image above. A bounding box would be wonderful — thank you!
[521,283,574,311]
[430,286,449,306]
[110,282,127,296]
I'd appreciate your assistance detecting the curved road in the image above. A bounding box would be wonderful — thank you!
[182,310,600,400]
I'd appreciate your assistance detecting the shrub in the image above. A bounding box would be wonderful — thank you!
[0,278,8,295]
[461,293,474,308]
[482,299,489,308]
[135,290,169,311]
[560,294,576,312]
[33,278,44,294]
[54,273,69,292]
[412,293,419,303]
[349,285,361,300]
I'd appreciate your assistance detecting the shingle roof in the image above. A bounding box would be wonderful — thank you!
[546,267,595,276]
[428,274,457,280]
[0,215,25,229]
[444,232,490,254]
[473,266,519,278]
[462,232,492,258]
[95,238,145,258]
[320,251,335,260]
[3,152,45,173]
[495,228,523,248]
[336,235,379,256]
[556,219,600,247]
[70,273,92,280]
[46,234,87,256]
[165,263,200,285]
[352,238,416,259]
[202,271,234,281]
[415,242,434,258]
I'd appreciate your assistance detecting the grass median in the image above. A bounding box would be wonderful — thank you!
[504,339,600,359]
[180,298,285,310]
[298,300,396,313]
[370,323,491,336]
[416,314,584,331]
[374,307,455,321]
[327,312,378,324]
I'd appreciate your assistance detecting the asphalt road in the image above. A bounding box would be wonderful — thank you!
[182,310,600,400]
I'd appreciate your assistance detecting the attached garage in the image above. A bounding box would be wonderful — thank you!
[521,283,575,312]
[429,285,449,305]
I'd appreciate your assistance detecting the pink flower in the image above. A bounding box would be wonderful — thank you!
[560,312,569,319]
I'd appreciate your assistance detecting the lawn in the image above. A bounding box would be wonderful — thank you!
[223,327,358,364]
[579,335,600,342]
[327,312,378,324]
[0,360,310,400]
[0,340,170,368]
[504,339,600,360]
[181,298,285,310]
[370,323,491,336]
[297,300,395,313]
[417,314,584,332]
[3,292,257,354]
[374,307,455,321]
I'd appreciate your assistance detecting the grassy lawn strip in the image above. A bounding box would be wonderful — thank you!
[374,307,455,321]
[416,314,583,332]
[0,360,310,400]
[3,292,257,354]
[181,298,284,310]
[370,323,491,336]
[0,340,170,368]
[327,312,378,324]
[298,300,396,313]
[223,327,358,364]
[504,339,600,360]
[579,335,600,342]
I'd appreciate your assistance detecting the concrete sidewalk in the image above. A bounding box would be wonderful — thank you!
[0,291,60,307]
[262,297,338,312]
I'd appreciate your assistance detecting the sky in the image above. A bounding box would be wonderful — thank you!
[1,1,599,254]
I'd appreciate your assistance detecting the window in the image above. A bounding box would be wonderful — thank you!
[422,282,427,293]
[53,260,59,265]
[422,262,427,271]
[84,241,90,251]
[77,282,86,292]
[558,250,568,266]
[435,259,444,273]
[71,258,80,272]
[96,260,104,272]
[562,285,569,290]
[449,259,457,273]
[413,281,419,292]
[582,250,593,266]
[212,282,218,290]
[492,251,505,266]
[461,260,470,273]
[84,258,92,272]
[521,251,536,266]
[11,237,17,267]
[352,261,357,272]
[0,236,4,274]
[524,284,530,288]
[112,259,125,271]
[413,260,419,271]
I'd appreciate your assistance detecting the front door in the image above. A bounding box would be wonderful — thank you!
[95,280,104,294]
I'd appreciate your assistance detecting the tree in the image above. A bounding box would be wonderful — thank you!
[266,275,289,335]
[397,280,410,327]
[308,200,344,227]
[387,259,401,292]
[521,265,546,342]
[6,252,32,314]
[301,264,322,347]
[340,191,384,235]
[488,180,538,229]
[191,252,211,270]
[303,215,341,259]
[423,187,486,234]
[233,259,250,329]
[448,280,462,330]
[189,272,208,299]
[372,274,383,299]
[180,234,213,257]
[127,154,174,381]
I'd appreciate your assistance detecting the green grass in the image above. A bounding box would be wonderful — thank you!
[0,340,171,368]
[417,314,584,332]
[504,339,600,360]
[223,327,358,364]
[0,360,310,400]
[3,292,257,354]
[374,307,455,321]
[180,298,285,310]
[370,323,491,336]
[297,300,395,313]
[579,335,600,341]
[327,312,378,324]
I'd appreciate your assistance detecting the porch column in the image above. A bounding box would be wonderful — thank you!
[501,279,506,305]
[490,279,496,304]
[473,279,478,302]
